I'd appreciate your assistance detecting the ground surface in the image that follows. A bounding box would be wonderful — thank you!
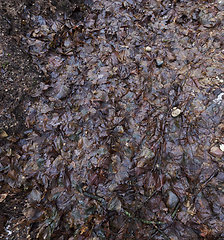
[0,0,224,239]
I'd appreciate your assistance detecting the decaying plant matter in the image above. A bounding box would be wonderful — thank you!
[1,0,224,239]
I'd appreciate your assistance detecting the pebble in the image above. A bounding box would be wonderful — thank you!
[220,144,224,152]
[116,125,124,133]
[145,46,151,52]
[171,107,181,117]
[156,58,164,67]
[167,191,179,209]
[210,146,223,157]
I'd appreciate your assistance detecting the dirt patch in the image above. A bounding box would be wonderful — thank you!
[0,0,92,136]
[0,0,46,136]
[0,191,30,240]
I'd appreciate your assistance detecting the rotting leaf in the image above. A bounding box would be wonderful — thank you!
[117,65,130,79]
[28,189,42,203]
[85,205,96,215]
[37,158,45,168]
[0,130,8,138]
[1,0,224,239]
[68,133,79,142]
[107,197,122,212]
[0,193,7,203]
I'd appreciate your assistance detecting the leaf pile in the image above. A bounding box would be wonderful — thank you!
[1,0,224,239]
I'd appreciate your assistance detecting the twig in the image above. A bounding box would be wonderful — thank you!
[123,209,165,225]
[83,191,107,206]
[154,224,171,240]
[148,229,159,239]
[200,169,219,190]
[171,202,180,219]
[82,188,170,239]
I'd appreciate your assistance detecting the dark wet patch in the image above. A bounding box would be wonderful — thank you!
[1,0,224,239]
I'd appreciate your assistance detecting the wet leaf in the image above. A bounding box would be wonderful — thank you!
[37,158,45,168]
[117,65,130,79]
[0,130,8,138]
[1,0,224,239]
[28,189,42,203]
[210,146,223,158]
[0,193,7,203]
[68,133,79,142]
[85,205,96,215]
[107,197,122,212]
[55,85,70,100]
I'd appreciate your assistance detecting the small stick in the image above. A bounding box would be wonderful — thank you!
[123,209,165,225]
[171,202,180,219]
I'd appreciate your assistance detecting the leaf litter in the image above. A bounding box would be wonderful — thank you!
[1,0,224,239]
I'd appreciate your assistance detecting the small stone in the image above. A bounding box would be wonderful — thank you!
[167,191,179,209]
[220,144,224,152]
[145,46,151,52]
[116,125,124,133]
[210,146,223,157]
[156,58,164,67]
[171,107,181,117]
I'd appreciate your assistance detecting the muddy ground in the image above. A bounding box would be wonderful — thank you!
[0,0,224,239]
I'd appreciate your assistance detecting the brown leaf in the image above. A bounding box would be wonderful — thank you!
[0,194,7,203]
[210,146,223,158]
